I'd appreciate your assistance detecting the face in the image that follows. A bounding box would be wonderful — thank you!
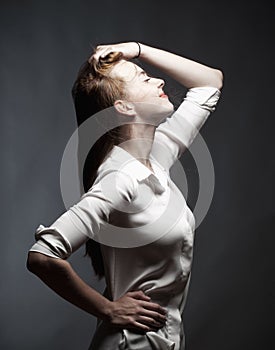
[110,60,174,124]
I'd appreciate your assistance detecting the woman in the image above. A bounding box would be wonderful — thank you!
[27,42,223,350]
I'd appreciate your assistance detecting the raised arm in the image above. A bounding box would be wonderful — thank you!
[93,42,223,170]
[138,43,223,89]
[93,41,223,89]
[137,43,223,169]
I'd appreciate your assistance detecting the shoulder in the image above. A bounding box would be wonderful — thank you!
[87,157,138,203]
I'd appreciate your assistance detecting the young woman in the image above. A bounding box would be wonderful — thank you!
[27,42,223,350]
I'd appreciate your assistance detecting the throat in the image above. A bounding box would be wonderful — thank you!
[141,159,155,174]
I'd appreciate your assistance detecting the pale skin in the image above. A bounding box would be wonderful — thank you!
[27,42,223,332]
[94,42,223,171]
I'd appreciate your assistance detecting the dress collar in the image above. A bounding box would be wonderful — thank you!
[107,145,168,193]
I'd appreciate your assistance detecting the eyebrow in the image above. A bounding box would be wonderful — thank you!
[138,70,146,76]
[131,64,148,79]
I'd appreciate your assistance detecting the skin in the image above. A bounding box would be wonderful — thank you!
[96,42,223,172]
[110,59,175,172]
[27,41,223,333]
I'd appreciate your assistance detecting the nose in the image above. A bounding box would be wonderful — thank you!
[156,78,165,88]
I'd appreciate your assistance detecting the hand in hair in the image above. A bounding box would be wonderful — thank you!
[92,42,141,62]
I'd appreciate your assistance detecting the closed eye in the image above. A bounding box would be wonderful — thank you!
[138,70,152,82]
[143,74,152,82]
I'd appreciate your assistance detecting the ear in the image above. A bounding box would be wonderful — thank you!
[113,100,136,117]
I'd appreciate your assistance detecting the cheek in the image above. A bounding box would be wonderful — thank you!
[126,84,150,102]
[133,91,148,102]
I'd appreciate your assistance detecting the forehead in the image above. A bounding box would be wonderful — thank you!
[110,60,143,81]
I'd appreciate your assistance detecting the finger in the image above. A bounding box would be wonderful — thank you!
[96,45,116,59]
[140,301,167,315]
[131,321,151,333]
[138,315,166,329]
[130,321,159,333]
[128,290,151,301]
[98,49,111,59]
[93,51,105,61]
[93,47,109,60]
[138,309,167,323]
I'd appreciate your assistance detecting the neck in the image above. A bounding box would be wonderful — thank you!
[117,123,156,165]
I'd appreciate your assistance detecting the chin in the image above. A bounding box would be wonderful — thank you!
[154,109,173,125]
[163,101,175,116]
[135,101,174,125]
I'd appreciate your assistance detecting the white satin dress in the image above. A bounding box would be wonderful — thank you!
[29,86,221,350]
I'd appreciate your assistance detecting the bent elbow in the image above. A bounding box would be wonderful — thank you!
[26,251,43,274]
[214,69,224,90]
[26,251,54,274]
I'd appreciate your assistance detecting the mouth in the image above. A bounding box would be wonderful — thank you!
[159,93,168,98]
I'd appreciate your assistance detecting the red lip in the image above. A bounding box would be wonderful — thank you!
[160,93,168,98]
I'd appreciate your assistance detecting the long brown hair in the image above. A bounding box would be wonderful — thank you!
[71,51,128,279]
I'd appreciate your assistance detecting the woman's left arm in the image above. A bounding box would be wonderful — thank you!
[141,44,223,170]
[92,41,223,89]
[138,43,223,89]
[93,42,223,170]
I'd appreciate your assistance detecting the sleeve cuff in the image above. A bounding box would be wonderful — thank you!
[30,224,73,259]
[181,86,221,113]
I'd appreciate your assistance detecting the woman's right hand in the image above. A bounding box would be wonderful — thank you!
[92,42,140,62]
[106,290,167,332]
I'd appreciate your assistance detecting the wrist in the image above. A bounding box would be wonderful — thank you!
[100,299,114,322]
[138,43,147,59]
[134,42,141,59]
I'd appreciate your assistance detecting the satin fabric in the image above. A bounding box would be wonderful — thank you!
[29,86,221,349]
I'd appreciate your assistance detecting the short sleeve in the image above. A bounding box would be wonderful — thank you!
[151,86,221,170]
[28,170,136,259]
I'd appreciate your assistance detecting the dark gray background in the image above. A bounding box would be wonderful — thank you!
[1,0,274,349]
